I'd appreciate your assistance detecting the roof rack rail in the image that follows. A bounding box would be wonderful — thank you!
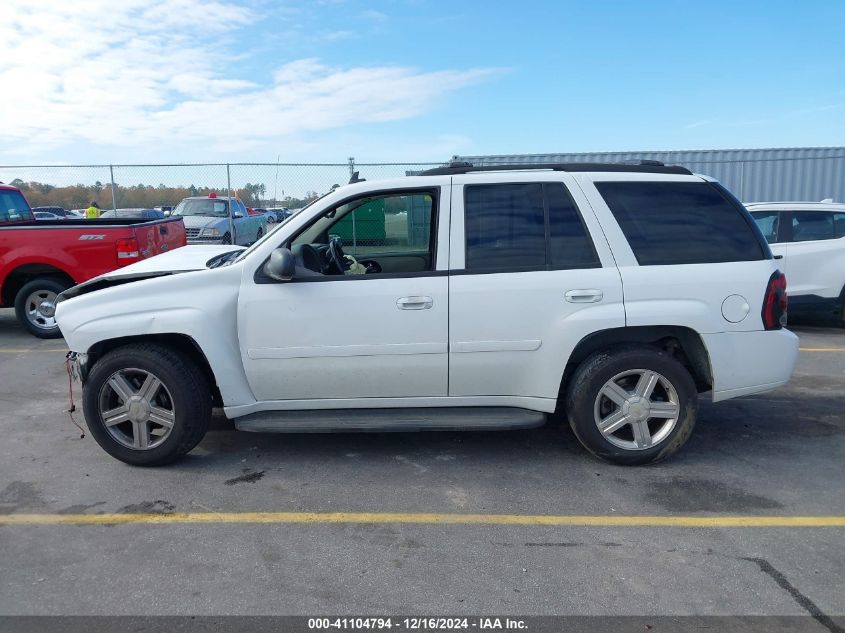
[418,160,692,176]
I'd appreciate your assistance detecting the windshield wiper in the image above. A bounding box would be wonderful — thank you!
[206,249,242,268]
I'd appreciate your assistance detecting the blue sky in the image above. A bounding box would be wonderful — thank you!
[1,0,843,165]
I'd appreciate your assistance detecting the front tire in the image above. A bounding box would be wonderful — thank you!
[565,346,698,465]
[83,343,212,466]
[14,277,71,338]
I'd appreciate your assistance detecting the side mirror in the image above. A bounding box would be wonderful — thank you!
[264,247,295,282]
[233,211,244,219]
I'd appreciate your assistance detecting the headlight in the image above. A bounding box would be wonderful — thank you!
[199,227,221,237]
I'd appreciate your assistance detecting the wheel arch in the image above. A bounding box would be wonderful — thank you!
[559,326,713,399]
[2,263,76,307]
[86,334,223,406]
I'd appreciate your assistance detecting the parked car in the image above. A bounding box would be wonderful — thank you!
[172,194,267,246]
[747,200,845,322]
[34,211,63,220]
[0,183,188,338]
[32,206,81,219]
[248,207,281,224]
[57,162,797,466]
[267,207,293,223]
[100,208,166,220]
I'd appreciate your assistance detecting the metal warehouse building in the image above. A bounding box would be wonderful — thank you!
[453,147,844,203]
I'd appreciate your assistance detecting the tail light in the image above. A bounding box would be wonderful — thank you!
[116,238,140,264]
[762,271,788,330]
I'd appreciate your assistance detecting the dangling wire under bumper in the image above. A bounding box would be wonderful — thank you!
[64,351,87,438]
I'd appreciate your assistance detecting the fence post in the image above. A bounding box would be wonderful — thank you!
[739,161,745,202]
[109,165,117,211]
[348,156,355,179]
[226,163,235,244]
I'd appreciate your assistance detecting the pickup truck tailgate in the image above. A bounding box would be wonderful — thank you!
[131,217,187,259]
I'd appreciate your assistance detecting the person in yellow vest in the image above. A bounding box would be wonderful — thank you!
[85,201,101,219]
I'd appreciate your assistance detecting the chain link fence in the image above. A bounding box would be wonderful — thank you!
[7,154,840,210]
[0,160,442,212]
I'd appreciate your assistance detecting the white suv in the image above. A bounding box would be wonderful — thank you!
[747,201,845,323]
[56,162,799,466]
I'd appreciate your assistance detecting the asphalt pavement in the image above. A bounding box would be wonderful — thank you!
[0,308,842,621]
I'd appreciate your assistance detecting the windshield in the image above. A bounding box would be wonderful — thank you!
[0,190,34,222]
[226,190,336,264]
[173,198,229,218]
[231,216,289,263]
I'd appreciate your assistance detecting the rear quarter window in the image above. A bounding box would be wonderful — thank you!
[0,190,34,222]
[596,181,766,265]
[750,211,780,243]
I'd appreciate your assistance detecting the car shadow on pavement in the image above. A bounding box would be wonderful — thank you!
[181,387,844,473]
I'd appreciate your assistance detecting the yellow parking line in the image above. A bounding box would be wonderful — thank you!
[799,348,845,352]
[2,347,842,354]
[1,512,843,527]
[1,346,841,353]
[0,348,67,354]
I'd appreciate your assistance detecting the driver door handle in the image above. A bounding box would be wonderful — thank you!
[397,296,433,310]
[565,289,603,303]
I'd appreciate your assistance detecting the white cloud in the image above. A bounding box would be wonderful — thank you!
[0,0,497,158]
[360,9,388,22]
[321,30,355,42]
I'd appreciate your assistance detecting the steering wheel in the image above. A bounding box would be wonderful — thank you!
[328,235,350,274]
[294,243,326,274]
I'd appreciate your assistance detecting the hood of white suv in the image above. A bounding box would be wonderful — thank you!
[58,245,244,302]
[120,244,243,274]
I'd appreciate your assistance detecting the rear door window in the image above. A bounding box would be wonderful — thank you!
[464,183,546,270]
[464,182,598,271]
[596,181,766,265]
[547,183,600,268]
[790,211,836,242]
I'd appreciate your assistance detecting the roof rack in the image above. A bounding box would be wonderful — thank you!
[418,160,692,176]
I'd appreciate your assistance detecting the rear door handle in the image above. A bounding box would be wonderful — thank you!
[397,296,433,310]
[565,289,603,303]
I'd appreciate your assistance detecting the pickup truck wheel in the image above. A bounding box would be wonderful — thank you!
[83,344,212,466]
[565,346,698,466]
[256,227,263,242]
[14,278,71,338]
[221,232,232,245]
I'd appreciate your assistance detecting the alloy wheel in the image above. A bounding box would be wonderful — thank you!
[593,369,681,451]
[98,368,176,450]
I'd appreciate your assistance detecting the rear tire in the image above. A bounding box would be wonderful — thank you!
[565,345,698,465]
[14,277,71,338]
[83,343,212,466]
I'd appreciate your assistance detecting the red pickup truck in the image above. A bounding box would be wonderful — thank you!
[0,183,187,338]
